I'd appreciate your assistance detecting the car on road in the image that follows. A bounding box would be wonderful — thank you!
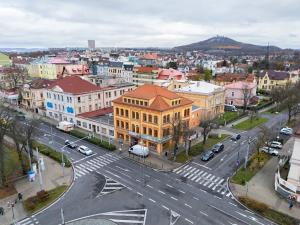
[260,146,279,156]
[267,141,282,149]
[77,145,93,156]
[231,134,241,141]
[128,144,149,157]
[65,140,78,149]
[15,113,26,120]
[212,143,224,153]
[280,128,293,135]
[201,151,214,161]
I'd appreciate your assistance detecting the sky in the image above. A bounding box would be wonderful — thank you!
[0,0,299,49]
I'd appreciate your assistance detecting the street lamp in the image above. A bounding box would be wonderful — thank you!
[7,201,15,225]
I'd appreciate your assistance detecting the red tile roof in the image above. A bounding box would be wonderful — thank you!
[135,66,159,74]
[78,107,113,118]
[48,76,101,94]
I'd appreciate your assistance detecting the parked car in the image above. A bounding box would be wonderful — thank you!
[212,143,224,153]
[231,134,241,141]
[77,145,93,156]
[224,104,238,112]
[128,144,149,157]
[201,151,214,161]
[280,128,293,135]
[260,146,279,156]
[65,140,78,149]
[268,141,282,149]
[15,113,26,120]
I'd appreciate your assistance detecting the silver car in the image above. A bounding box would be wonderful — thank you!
[77,145,93,156]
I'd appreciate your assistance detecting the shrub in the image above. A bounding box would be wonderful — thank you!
[70,130,116,151]
[32,142,71,167]
[239,196,269,214]
[37,190,49,201]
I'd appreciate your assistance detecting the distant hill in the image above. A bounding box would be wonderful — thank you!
[173,36,282,55]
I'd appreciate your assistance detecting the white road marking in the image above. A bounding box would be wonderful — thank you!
[166,184,174,188]
[192,162,212,170]
[184,203,192,208]
[137,192,143,196]
[171,196,178,201]
[185,218,194,224]
[199,210,208,217]
[179,189,185,194]
[229,202,237,207]
[149,198,156,203]
[193,197,199,200]
[146,184,153,189]
[162,205,169,210]
[158,190,166,195]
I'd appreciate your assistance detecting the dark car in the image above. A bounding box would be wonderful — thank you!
[201,151,214,161]
[15,113,26,120]
[212,143,224,153]
[231,134,241,141]
[65,140,77,149]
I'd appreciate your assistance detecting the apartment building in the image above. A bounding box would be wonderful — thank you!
[45,76,134,123]
[112,84,193,155]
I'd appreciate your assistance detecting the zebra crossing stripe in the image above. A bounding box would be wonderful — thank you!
[199,174,211,185]
[175,165,189,174]
[191,170,204,181]
[187,169,200,179]
[178,166,193,175]
[97,176,126,197]
[91,159,106,166]
[203,175,215,187]
[183,167,196,177]
[208,177,219,188]
[196,172,207,183]
[212,178,224,190]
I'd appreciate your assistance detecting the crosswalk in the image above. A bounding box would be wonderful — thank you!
[17,215,39,225]
[74,153,121,180]
[98,209,147,224]
[97,175,126,197]
[173,165,233,198]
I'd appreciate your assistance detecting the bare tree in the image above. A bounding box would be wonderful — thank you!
[182,121,194,156]
[282,83,300,123]
[255,125,271,164]
[0,106,13,186]
[171,115,182,160]
[199,120,212,145]
[3,65,28,89]
[241,83,252,113]
[270,86,285,112]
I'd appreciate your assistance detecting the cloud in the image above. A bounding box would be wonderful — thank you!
[0,0,299,48]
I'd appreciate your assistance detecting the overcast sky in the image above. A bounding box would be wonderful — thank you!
[0,0,299,48]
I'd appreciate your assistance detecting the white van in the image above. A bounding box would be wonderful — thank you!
[129,145,149,157]
[56,121,74,132]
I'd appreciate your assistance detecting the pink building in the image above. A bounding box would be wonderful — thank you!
[157,69,185,80]
[224,81,257,106]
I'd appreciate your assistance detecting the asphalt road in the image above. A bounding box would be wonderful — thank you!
[17,111,288,225]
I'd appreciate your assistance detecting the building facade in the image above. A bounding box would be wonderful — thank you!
[112,84,193,155]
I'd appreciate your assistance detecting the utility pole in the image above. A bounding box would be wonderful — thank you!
[36,147,44,191]
[244,138,251,169]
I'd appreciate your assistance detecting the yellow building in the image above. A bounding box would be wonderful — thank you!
[167,80,225,120]
[257,70,299,91]
[27,64,57,79]
[112,84,193,155]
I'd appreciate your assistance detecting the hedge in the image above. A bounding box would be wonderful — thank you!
[32,141,71,167]
[70,130,116,151]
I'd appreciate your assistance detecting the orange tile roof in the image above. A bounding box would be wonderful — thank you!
[113,84,193,111]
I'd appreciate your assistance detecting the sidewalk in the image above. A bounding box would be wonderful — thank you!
[0,154,73,225]
[230,138,300,220]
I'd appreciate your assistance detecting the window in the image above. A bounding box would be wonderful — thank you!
[125,122,129,130]
[89,105,92,111]
[231,92,234,97]
[102,127,107,134]
[58,95,60,101]
[132,124,135,132]
[167,115,170,123]
[97,126,100,132]
[77,120,81,126]
[184,108,190,117]
[114,91,117,97]
[82,122,87,128]
[136,126,139,133]
[88,95,91,101]
[140,101,143,106]
[143,127,147,134]
[264,80,267,84]
[78,97,81,103]
[132,111,135,119]
[116,120,120,127]
[163,128,170,136]
[79,107,82,113]
[121,121,124,129]
[89,124,91,129]
[136,112,139,120]
[95,103,98,109]
[143,113,147,122]
[109,92,111,98]
[148,128,152,136]
[128,99,131,103]
[163,116,166,124]
[116,108,119,115]
[148,115,152,123]
[144,102,148,106]
[154,130,158,137]
[125,110,129,117]
[124,98,127,103]
[121,109,124,116]
[154,116,158,124]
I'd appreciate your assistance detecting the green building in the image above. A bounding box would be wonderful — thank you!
[0,53,12,66]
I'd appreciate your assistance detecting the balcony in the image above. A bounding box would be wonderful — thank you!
[128,131,141,138]
[141,134,172,143]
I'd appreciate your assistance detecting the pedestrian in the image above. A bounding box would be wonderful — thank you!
[18,193,23,201]
[289,200,293,209]
[0,207,4,215]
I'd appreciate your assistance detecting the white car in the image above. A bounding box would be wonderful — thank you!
[77,145,93,156]
[280,128,293,135]
[269,141,282,149]
[129,144,149,157]
[260,146,279,156]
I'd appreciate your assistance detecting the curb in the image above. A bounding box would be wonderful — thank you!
[16,156,76,224]
[227,178,278,225]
